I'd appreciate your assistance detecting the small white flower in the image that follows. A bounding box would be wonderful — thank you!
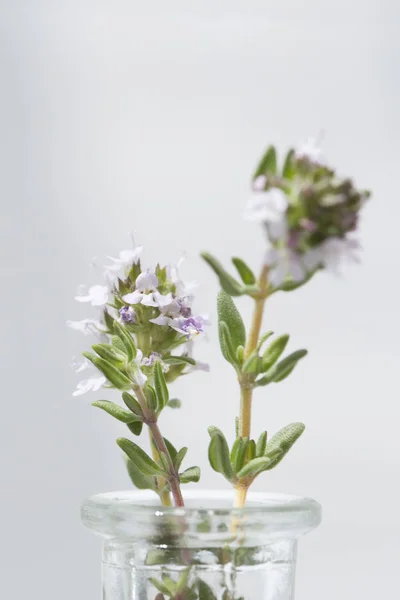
[295,137,323,163]
[304,237,360,272]
[252,174,267,191]
[71,357,91,374]
[265,248,306,287]
[104,245,143,281]
[131,349,147,387]
[136,270,158,291]
[75,285,109,307]
[66,318,105,336]
[72,376,106,397]
[140,292,159,307]
[245,188,288,223]
[106,247,143,267]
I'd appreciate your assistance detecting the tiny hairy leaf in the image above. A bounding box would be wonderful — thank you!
[127,421,143,436]
[253,145,277,179]
[208,426,234,482]
[217,291,246,350]
[122,392,144,417]
[236,456,271,479]
[114,321,137,361]
[167,398,182,409]
[201,252,244,296]
[232,257,256,285]
[197,580,218,600]
[125,457,156,491]
[264,422,305,470]
[282,148,295,179]
[179,466,201,484]
[92,400,141,424]
[154,361,169,410]
[256,431,268,457]
[218,321,238,366]
[163,437,178,464]
[111,335,128,356]
[144,385,158,413]
[261,334,289,372]
[163,356,196,366]
[256,349,307,386]
[242,351,261,375]
[174,446,188,471]
[92,343,125,367]
[83,353,132,390]
[117,438,165,477]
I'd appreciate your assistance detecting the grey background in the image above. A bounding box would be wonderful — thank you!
[1,2,399,599]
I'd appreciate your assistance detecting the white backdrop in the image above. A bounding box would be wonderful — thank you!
[1,2,399,599]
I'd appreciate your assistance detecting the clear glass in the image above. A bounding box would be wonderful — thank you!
[81,490,321,600]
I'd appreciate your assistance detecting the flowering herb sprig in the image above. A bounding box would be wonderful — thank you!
[202,140,370,507]
[69,138,370,512]
[69,248,207,507]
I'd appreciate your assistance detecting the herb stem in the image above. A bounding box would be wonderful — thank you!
[236,264,269,507]
[133,385,184,508]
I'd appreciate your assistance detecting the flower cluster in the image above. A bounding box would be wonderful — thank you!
[68,243,208,397]
[245,139,370,287]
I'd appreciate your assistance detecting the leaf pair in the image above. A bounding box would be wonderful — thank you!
[208,423,305,485]
[201,254,258,297]
[236,423,305,481]
[256,349,307,386]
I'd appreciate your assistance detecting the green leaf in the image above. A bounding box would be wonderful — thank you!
[122,392,144,417]
[83,353,132,390]
[167,398,182,409]
[92,343,125,367]
[242,351,261,375]
[218,321,238,366]
[114,321,136,361]
[256,331,274,351]
[180,466,201,484]
[256,350,307,386]
[154,361,169,410]
[231,257,256,285]
[163,356,196,366]
[117,438,165,477]
[163,437,178,464]
[92,400,141,424]
[144,385,158,412]
[159,452,170,473]
[261,334,290,372]
[217,291,246,350]
[127,421,143,436]
[256,431,267,457]
[282,148,295,179]
[125,457,156,491]
[174,447,188,471]
[197,580,218,600]
[103,309,115,332]
[236,437,249,473]
[201,252,244,296]
[248,439,256,461]
[253,145,277,179]
[148,578,172,596]
[264,422,305,470]
[208,426,234,481]
[236,345,244,364]
[230,437,245,474]
[236,456,271,479]
[111,335,128,356]
[176,567,191,593]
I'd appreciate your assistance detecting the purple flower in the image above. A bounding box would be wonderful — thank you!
[119,305,135,323]
[178,297,192,318]
[141,351,162,367]
[180,316,204,338]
